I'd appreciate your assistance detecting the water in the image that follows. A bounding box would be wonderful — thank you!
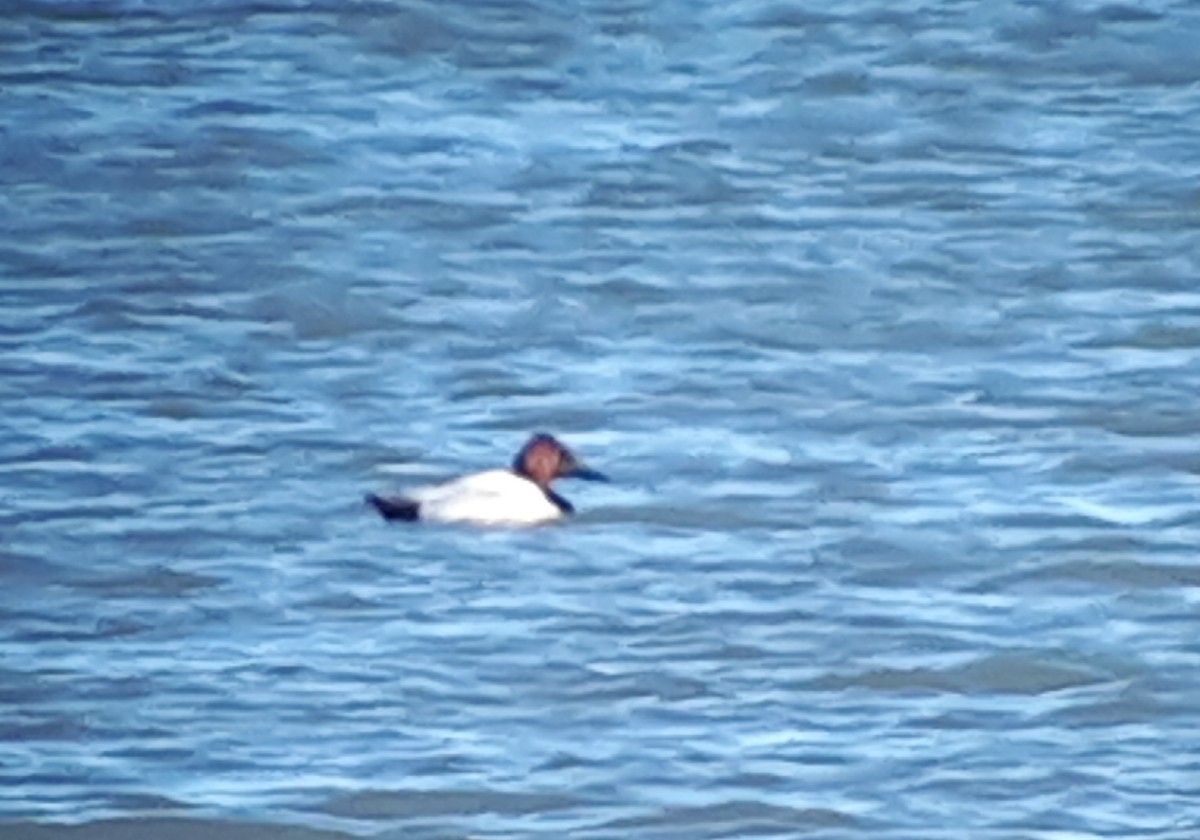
[2,1,1199,837]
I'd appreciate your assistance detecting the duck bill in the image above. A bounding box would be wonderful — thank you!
[568,465,609,482]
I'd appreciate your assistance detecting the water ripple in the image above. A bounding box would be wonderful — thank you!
[2,0,1198,837]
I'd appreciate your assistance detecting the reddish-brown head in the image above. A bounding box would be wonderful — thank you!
[512,434,608,487]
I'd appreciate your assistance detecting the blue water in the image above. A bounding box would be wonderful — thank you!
[3,1,1199,837]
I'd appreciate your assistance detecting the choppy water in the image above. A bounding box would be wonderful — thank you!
[3,1,1200,838]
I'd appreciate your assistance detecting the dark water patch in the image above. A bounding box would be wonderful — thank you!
[996,558,1200,590]
[828,535,965,586]
[534,750,594,772]
[803,70,872,97]
[113,133,324,190]
[0,817,358,840]
[67,674,156,702]
[745,7,841,31]
[580,504,779,532]
[99,793,192,813]
[0,669,66,706]
[143,399,207,421]
[336,2,465,59]
[908,709,1024,731]
[583,158,748,211]
[445,365,557,401]
[718,771,793,791]
[176,98,279,119]
[318,787,583,820]
[1036,681,1174,728]
[1053,450,1200,480]
[1086,407,1200,438]
[0,550,62,584]
[1080,322,1200,349]
[0,715,92,743]
[563,669,712,704]
[303,191,523,232]
[1095,5,1163,26]
[602,800,857,835]
[302,592,385,614]
[247,283,402,341]
[970,528,1200,591]
[983,511,1121,531]
[805,650,1113,696]
[0,1,160,25]
[100,744,203,763]
[69,566,223,598]
[9,617,155,644]
[68,295,254,327]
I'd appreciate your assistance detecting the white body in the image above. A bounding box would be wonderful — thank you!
[409,469,566,526]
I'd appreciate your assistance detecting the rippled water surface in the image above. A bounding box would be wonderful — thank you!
[3,1,1200,837]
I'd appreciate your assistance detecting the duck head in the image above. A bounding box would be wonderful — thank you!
[512,433,608,487]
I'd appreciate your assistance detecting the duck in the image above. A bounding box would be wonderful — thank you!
[366,433,607,525]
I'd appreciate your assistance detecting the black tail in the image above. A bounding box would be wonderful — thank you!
[366,493,421,522]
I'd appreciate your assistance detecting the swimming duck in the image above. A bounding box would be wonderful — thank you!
[366,433,607,525]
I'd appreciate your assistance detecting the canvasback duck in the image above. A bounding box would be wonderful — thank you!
[366,433,607,526]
